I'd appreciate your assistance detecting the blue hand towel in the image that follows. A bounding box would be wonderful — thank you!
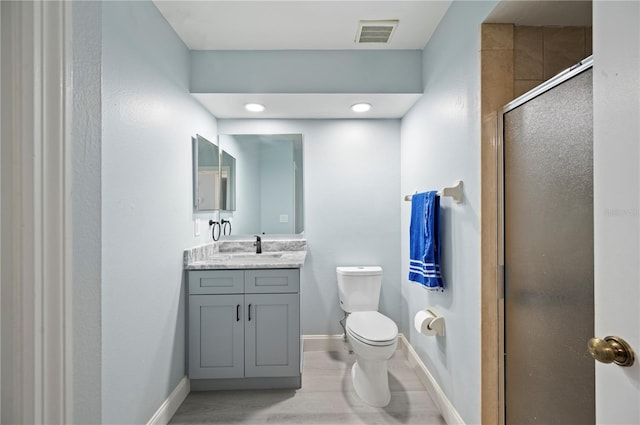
[409,191,444,291]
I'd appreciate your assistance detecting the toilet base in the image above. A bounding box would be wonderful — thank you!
[351,358,391,407]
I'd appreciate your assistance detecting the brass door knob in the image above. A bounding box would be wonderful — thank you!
[588,336,635,367]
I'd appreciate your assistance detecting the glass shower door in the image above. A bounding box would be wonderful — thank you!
[501,64,594,424]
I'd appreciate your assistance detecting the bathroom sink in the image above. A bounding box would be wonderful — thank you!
[229,252,284,259]
[207,252,286,262]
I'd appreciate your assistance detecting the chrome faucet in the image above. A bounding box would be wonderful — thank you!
[254,235,262,254]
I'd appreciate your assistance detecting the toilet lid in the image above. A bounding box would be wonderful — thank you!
[347,311,398,345]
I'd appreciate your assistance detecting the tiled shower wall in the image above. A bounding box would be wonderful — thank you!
[514,26,593,97]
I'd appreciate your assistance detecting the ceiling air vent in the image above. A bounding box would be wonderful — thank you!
[355,20,398,44]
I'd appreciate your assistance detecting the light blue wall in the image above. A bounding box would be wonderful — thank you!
[71,2,102,423]
[399,1,498,424]
[101,1,217,423]
[218,119,402,334]
[191,50,423,94]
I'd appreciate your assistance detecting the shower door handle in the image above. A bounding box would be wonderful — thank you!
[588,336,635,367]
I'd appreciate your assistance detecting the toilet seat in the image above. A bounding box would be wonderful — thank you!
[347,311,398,347]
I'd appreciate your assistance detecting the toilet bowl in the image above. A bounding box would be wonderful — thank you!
[336,266,399,407]
[345,310,398,407]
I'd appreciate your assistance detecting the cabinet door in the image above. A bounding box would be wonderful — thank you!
[244,269,299,294]
[244,293,300,378]
[189,294,244,379]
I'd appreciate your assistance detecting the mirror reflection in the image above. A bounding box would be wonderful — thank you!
[192,134,219,211]
[220,150,236,211]
[218,134,303,236]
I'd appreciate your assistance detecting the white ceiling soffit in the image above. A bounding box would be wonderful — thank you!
[486,1,592,27]
[153,1,452,50]
[192,93,422,119]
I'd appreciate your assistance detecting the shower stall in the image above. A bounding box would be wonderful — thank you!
[498,58,594,424]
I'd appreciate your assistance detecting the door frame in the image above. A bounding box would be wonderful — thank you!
[496,57,594,424]
[0,1,74,423]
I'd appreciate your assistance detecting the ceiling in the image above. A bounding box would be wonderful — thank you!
[153,1,593,119]
[153,1,453,51]
[153,0,451,119]
[486,1,592,27]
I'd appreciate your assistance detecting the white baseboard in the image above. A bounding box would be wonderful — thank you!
[302,334,348,352]
[147,376,190,425]
[398,334,465,425]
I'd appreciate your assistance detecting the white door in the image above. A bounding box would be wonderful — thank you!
[593,2,640,424]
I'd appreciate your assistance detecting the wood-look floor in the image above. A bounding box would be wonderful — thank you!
[169,345,446,424]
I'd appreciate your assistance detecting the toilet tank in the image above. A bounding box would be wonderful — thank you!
[336,266,383,312]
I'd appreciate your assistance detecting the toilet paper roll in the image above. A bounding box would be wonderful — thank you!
[414,309,438,336]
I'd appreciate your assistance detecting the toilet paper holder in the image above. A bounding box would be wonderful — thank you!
[415,308,445,336]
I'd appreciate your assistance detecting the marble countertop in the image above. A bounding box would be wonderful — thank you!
[186,251,307,270]
[184,238,307,270]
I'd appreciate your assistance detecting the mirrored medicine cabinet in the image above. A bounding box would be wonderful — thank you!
[192,134,236,212]
[193,133,304,237]
[193,134,304,237]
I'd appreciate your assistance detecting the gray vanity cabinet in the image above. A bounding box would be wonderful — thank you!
[189,294,244,379]
[244,292,300,378]
[187,268,300,388]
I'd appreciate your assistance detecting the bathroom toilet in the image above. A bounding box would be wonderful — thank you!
[337,266,398,407]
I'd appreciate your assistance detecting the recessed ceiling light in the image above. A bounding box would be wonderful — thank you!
[245,103,265,112]
[351,102,372,113]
